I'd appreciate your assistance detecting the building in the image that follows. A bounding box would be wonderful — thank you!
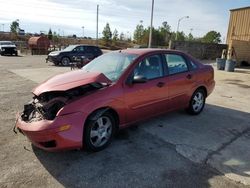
[226,6,250,65]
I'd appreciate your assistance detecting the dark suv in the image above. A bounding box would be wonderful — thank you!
[46,45,102,66]
[0,41,18,56]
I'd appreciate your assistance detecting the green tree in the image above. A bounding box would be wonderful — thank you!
[187,33,194,41]
[112,29,118,41]
[102,23,112,45]
[133,21,172,46]
[53,31,59,42]
[202,30,221,43]
[158,21,172,45]
[48,28,53,40]
[10,20,19,33]
[133,21,144,44]
[175,31,186,41]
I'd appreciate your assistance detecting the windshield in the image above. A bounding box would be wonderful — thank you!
[62,45,76,51]
[0,42,14,45]
[82,52,138,82]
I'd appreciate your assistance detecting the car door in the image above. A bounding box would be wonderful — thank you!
[72,46,85,59]
[123,54,169,123]
[163,53,196,110]
[84,46,95,60]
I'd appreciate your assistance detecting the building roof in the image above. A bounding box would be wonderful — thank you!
[230,6,250,12]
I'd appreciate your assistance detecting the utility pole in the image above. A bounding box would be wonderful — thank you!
[96,4,99,46]
[148,0,154,48]
[82,26,84,38]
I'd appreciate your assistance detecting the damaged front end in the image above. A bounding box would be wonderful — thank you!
[21,83,104,123]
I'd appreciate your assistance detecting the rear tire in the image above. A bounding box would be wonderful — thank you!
[84,111,115,152]
[187,88,206,115]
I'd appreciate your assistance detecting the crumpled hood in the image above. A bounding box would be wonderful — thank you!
[33,70,112,96]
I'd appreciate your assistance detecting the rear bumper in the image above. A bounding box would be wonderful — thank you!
[207,80,215,96]
[16,112,87,151]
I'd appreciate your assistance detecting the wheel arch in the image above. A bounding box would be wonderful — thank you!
[195,85,207,98]
[85,106,120,130]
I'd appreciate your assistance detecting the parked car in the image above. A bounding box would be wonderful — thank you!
[46,44,102,66]
[0,41,18,56]
[16,49,215,152]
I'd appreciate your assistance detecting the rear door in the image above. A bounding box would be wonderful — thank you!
[85,46,98,59]
[163,53,196,109]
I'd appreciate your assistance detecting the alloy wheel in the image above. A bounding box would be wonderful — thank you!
[90,116,112,147]
[192,92,204,113]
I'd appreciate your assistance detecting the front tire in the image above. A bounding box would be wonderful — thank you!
[84,111,115,152]
[187,89,206,115]
[61,57,70,66]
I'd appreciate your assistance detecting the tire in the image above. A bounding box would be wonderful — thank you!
[84,111,115,152]
[187,88,206,115]
[15,52,18,56]
[61,57,70,66]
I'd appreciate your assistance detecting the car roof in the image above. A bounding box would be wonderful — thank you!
[71,44,99,47]
[119,48,184,56]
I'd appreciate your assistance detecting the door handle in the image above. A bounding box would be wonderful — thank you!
[186,74,192,79]
[157,82,165,88]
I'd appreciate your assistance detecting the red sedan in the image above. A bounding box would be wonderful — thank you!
[16,49,215,152]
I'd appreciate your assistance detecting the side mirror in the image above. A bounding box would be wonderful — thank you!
[133,75,147,83]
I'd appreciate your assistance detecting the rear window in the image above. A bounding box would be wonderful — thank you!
[86,46,102,55]
[190,60,198,69]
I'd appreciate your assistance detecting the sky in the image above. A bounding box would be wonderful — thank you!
[0,0,249,42]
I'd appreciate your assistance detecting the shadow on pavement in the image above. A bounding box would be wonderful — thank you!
[33,104,250,187]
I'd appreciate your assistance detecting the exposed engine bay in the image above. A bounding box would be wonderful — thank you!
[21,83,104,123]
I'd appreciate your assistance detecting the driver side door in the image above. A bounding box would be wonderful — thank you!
[123,54,169,123]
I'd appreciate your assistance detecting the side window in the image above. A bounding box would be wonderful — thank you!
[165,54,188,75]
[134,55,163,80]
[190,60,198,69]
[85,46,92,53]
[86,46,97,55]
[74,46,85,52]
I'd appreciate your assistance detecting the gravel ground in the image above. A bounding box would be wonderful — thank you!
[0,55,249,188]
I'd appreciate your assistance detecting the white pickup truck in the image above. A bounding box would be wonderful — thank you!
[0,41,18,56]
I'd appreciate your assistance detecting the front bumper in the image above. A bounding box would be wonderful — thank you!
[16,112,87,151]
[46,55,60,64]
[1,47,17,55]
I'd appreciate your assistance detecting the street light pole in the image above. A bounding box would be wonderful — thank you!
[96,4,99,46]
[148,0,154,48]
[175,16,189,40]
